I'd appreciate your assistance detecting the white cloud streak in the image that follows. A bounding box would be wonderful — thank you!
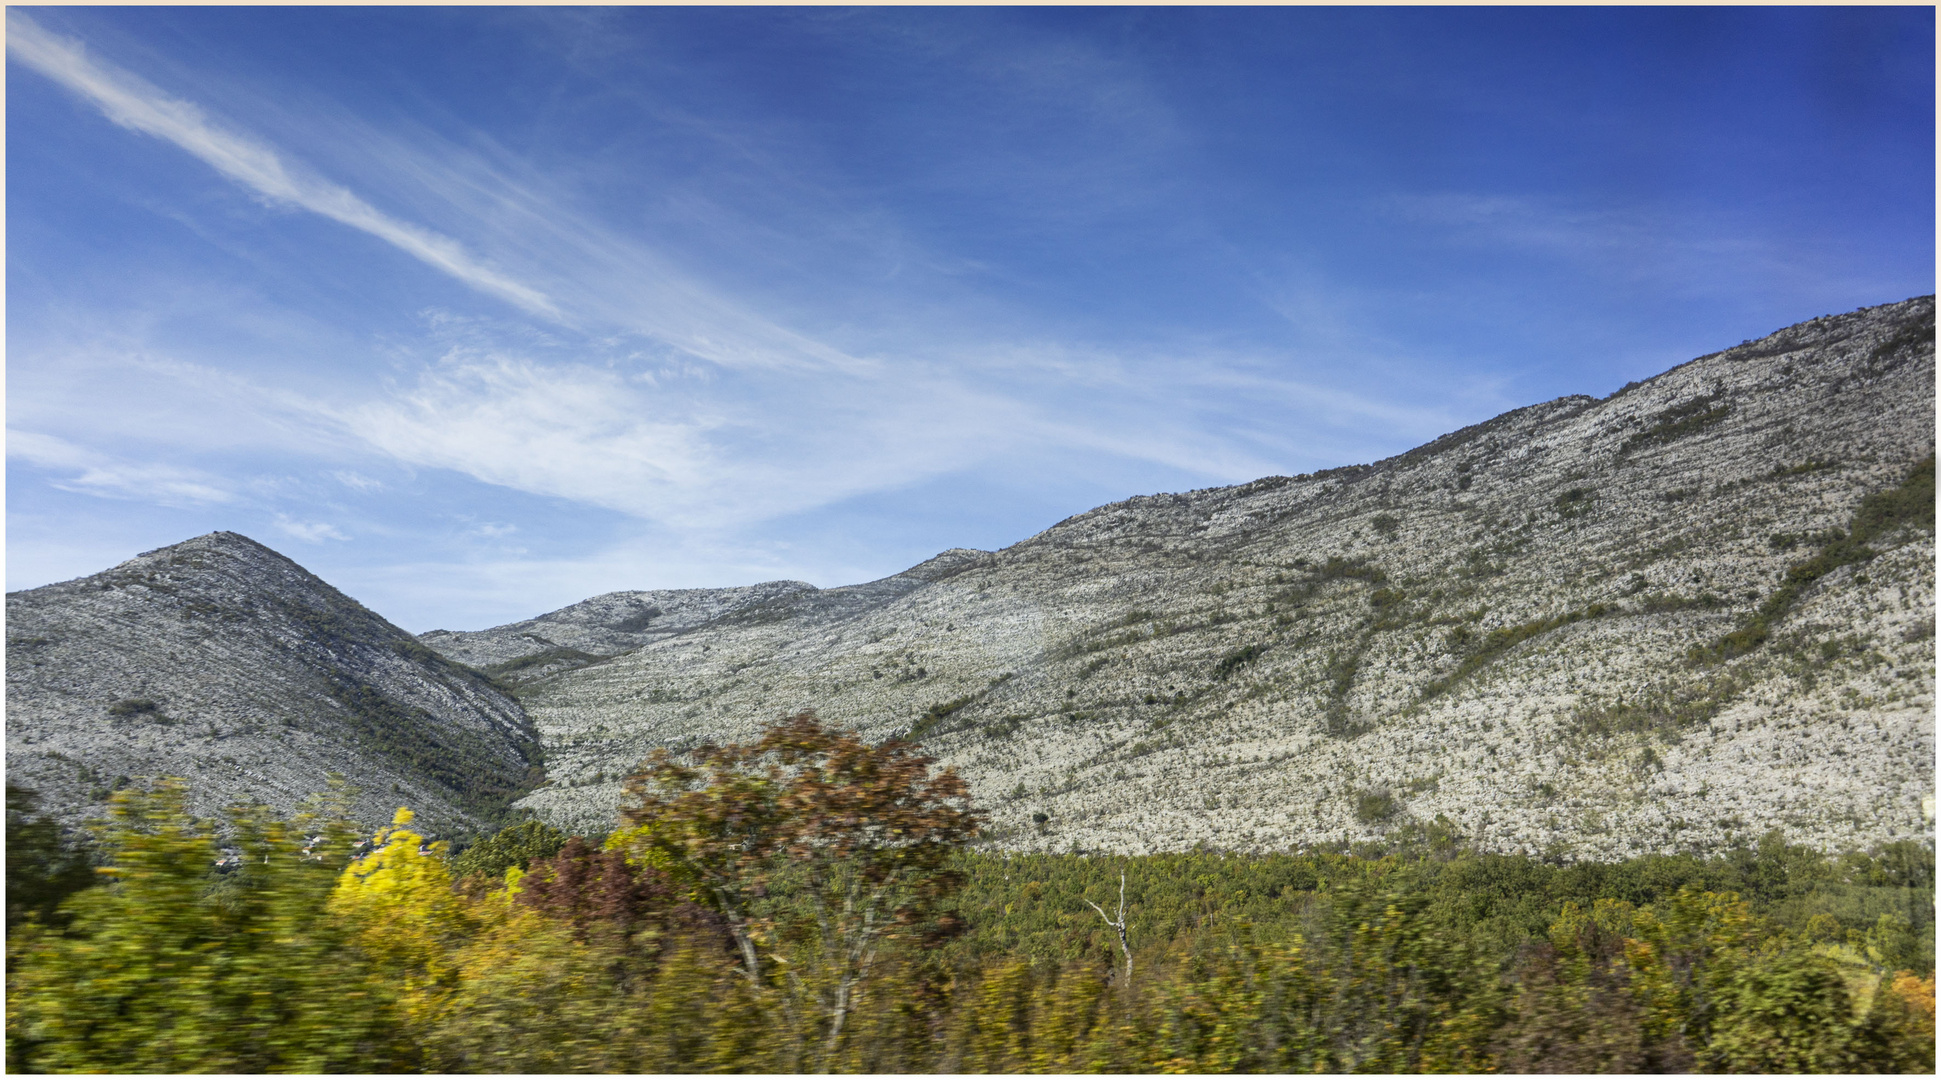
[273,514,350,543]
[7,430,238,507]
[317,125,886,376]
[332,471,386,493]
[5,11,560,318]
[329,341,1031,528]
[5,13,1473,545]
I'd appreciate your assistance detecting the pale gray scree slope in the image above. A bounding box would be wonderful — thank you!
[8,297,1934,857]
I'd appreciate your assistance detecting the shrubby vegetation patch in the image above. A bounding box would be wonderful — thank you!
[5,746,1932,1073]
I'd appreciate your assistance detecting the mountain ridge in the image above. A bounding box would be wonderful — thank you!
[6,297,1933,859]
[495,296,1935,859]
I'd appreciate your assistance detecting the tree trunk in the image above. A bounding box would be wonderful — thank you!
[716,889,763,985]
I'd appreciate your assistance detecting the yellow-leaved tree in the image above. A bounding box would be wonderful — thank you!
[328,806,474,1035]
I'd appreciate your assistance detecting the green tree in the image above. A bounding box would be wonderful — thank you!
[6,779,406,1072]
[1496,899,1692,1071]
[5,783,96,932]
[451,818,568,882]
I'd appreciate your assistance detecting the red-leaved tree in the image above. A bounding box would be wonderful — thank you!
[612,712,981,1056]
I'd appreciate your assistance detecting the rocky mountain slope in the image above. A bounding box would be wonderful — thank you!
[418,549,989,686]
[5,532,539,834]
[492,297,1935,860]
[9,299,1931,861]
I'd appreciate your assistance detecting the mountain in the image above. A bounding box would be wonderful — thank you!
[8,298,1932,860]
[5,532,539,834]
[418,549,995,686]
[487,296,1935,859]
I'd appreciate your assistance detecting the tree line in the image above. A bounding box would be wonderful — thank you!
[7,713,1934,1072]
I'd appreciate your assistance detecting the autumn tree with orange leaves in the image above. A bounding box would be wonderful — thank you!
[609,712,981,1058]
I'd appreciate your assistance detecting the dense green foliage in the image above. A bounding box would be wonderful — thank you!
[5,784,96,933]
[7,781,409,1072]
[9,750,1934,1072]
[938,840,1934,978]
[451,819,569,882]
[323,678,544,826]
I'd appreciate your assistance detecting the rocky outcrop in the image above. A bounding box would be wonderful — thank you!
[495,297,1934,859]
[6,532,540,835]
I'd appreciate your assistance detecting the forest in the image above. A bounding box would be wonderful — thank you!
[6,713,1934,1073]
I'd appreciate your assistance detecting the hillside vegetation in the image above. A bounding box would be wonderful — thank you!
[7,717,1933,1073]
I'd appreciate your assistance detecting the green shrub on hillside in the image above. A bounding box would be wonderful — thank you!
[1703,455,1934,662]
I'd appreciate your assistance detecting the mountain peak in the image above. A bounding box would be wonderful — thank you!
[7,531,539,834]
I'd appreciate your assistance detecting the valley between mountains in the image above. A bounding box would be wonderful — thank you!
[8,297,1935,860]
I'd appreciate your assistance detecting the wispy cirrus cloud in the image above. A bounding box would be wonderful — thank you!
[10,8,1418,539]
[7,430,238,507]
[5,10,559,319]
[1377,191,1850,297]
[289,116,891,378]
[329,337,1036,528]
[272,514,350,543]
[7,9,897,382]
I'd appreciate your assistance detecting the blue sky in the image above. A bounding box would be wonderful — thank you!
[7,5,1933,632]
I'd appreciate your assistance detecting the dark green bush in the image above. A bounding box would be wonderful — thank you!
[1354,789,1399,823]
[1213,644,1265,680]
[452,819,569,882]
[1621,394,1731,455]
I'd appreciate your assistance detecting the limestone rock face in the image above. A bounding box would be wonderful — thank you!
[6,532,539,834]
[494,297,1935,859]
